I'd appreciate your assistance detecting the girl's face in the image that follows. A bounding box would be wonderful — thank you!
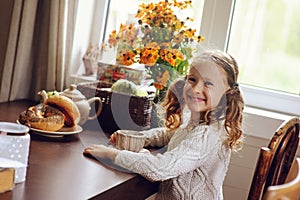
[183,61,230,118]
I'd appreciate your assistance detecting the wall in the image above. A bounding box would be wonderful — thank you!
[223,109,300,199]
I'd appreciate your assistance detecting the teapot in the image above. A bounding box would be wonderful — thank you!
[61,84,102,125]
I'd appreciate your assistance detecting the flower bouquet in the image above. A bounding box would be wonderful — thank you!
[105,0,205,92]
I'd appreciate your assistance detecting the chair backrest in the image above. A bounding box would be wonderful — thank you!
[263,157,300,200]
[247,117,300,200]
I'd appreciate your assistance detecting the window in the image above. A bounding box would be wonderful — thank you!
[99,0,300,115]
[227,0,300,115]
[103,0,205,42]
[228,0,300,95]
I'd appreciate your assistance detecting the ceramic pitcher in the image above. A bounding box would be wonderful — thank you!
[61,84,102,125]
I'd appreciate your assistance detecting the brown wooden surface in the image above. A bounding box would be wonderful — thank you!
[0,100,158,200]
[263,157,300,200]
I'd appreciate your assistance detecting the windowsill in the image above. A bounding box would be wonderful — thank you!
[69,74,97,84]
[243,106,300,151]
[240,85,300,116]
[244,106,293,122]
[243,106,293,139]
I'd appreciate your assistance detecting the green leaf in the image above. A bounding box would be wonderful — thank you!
[177,59,189,75]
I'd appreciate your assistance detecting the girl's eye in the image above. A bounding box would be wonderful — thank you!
[204,81,214,87]
[187,77,196,83]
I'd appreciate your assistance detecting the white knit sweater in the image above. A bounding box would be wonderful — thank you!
[114,123,231,200]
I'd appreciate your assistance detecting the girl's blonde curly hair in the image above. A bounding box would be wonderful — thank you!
[161,50,244,151]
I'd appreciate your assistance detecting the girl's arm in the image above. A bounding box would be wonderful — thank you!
[115,127,227,182]
[141,127,175,147]
[85,128,174,159]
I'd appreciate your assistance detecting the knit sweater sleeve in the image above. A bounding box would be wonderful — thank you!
[141,127,175,148]
[114,126,222,182]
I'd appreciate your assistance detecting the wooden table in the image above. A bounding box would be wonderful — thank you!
[0,100,158,200]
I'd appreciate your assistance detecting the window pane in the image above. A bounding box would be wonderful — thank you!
[104,0,205,41]
[227,0,300,95]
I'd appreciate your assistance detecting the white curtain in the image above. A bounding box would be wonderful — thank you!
[0,0,78,102]
[46,0,78,92]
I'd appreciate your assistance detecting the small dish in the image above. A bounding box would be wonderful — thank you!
[30,125,83,135]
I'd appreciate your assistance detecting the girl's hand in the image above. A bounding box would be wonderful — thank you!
[83,144,119,160]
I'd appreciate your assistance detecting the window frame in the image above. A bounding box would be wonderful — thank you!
[97,0,300,116]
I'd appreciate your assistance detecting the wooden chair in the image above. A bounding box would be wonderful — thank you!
[247,117,300,200]
[263,157,300,200]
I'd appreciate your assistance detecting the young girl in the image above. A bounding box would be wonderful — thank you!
[83,50,244,200]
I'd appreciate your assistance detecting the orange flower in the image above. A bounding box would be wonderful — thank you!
[119,23,127,32]
[139,48,159,66]
[184,28,196,38]
[154,70,170,90]
[116,49,136,66]
[153,82,165,90]
[108,30,118,47]
[197,35,205,42]
[174,0,192,9]
[160,49,184,67]
[124,25,138,46]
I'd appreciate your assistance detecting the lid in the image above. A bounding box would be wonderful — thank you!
[61,84,86,101]
[0,122,29,135]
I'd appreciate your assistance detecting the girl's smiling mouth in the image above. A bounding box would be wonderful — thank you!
[187,94,206,103]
